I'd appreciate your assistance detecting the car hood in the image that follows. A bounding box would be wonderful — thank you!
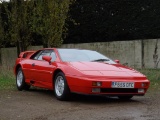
[68,62,146,79]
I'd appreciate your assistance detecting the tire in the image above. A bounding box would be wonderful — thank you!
[16,68,30,91]
[54,72,71,101]
[118,96,133,100]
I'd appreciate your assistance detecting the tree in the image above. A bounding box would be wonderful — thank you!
[0,1,5,64]
[0,0,74,56]
[31,0,73,47]
[64,0,160,44]
[9,0,33,55]
[0,0,33,56]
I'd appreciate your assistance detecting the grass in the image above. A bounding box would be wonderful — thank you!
[0,66,160,91]
[138,69,160,91]
[0,66,15,90]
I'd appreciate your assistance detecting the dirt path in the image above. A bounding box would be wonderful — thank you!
[0,88,160,120]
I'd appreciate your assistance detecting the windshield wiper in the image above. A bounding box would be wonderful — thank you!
[91,59,110,62]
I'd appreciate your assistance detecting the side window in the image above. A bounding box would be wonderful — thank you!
[34,51,43,60]
[51,52,56,62]
[30,50,43,60]
[30,49,56,61]
[37,50,51,60]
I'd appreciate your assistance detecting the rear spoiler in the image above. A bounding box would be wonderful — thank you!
[19,51,35,58]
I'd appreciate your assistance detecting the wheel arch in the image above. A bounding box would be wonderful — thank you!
[15,64,22,74]
[52,68,69,90]
[53,69,64,81]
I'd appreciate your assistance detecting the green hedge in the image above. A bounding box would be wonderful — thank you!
[63,0,160,44]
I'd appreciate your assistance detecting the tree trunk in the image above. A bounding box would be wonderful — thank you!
[141,40,145,68]
[0,48,2,65]
[17,41,20,57]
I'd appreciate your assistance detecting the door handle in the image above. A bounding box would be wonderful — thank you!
[32,63,35,67]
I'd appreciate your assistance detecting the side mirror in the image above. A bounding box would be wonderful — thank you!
[115,60,120,64]
[42,56,52,64]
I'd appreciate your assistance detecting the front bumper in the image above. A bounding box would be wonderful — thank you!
[66,75,150,95]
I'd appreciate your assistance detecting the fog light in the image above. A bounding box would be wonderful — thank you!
[142,83,148,87]
[92,82,102,86]
[138,89,144,93]
[92,88,100,93]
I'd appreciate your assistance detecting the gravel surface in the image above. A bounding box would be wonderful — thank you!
[0,89,160,120]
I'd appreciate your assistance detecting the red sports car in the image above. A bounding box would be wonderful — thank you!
[14,48,150,101]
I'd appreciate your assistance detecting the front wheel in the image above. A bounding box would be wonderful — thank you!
[54,72,71,101]
[16,68,30,91]
[118,96,133,100]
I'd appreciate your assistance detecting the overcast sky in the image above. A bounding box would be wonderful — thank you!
[3,0,10,1]
[1,0,29,2]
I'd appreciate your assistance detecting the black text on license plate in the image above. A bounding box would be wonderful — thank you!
[112,82,134,88]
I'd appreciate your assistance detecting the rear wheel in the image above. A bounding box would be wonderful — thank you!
[16,68,30,91]
[118,96,133,100]
[54,72,71,101]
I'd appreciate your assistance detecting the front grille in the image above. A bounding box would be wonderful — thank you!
[101,88,138,93]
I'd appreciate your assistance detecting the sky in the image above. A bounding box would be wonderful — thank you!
[1,0,28,2]
[0,0,10,2]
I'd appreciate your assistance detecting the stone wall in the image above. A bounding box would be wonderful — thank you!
[1,39,160,69]
[62,40,142,68]
[0,46,43,68]
[143,39,160,68]
[62,39,160,68]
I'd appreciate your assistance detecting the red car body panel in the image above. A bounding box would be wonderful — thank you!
[14,48,150,96]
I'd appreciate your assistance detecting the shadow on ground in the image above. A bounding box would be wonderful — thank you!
[26,87,140,104]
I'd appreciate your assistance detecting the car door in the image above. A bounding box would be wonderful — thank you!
[22,50,43,81]
[31,49,57,88]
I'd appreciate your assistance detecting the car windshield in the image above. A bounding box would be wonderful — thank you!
[57,49,116,64]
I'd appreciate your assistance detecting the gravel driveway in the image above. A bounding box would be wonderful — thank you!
[0,88,160,120]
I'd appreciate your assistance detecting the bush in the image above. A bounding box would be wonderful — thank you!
[64,0,160,44]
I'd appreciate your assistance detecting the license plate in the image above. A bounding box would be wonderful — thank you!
[112,82,134,88]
